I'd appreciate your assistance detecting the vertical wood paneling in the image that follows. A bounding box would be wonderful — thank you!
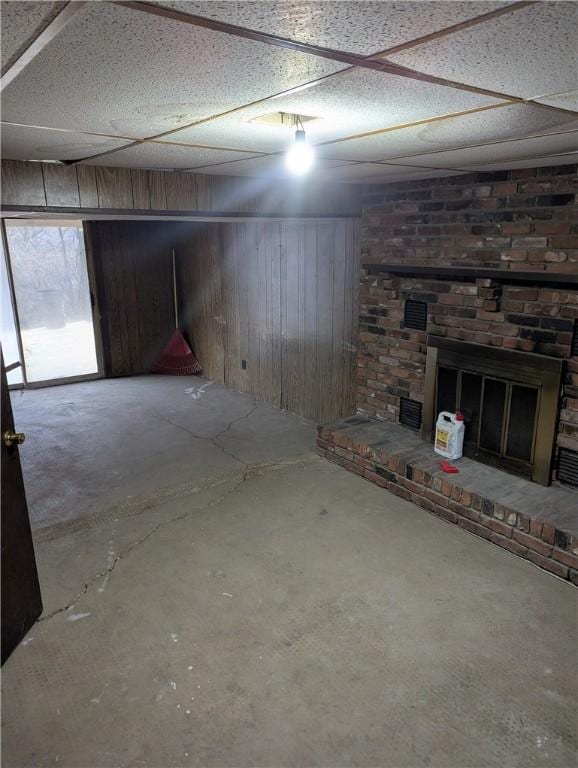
[130,169,151,209]
[165,172,196,210]
[1,160,46,205]
[88,217,359,419]
[176,224,225,383]
[42,164,80,207]
[331,220,347,418]
[316,221,335,424]
[148,170,168,209]
[90,222,175,376]
[303,221,319,420]
[95,167,133,208]
[1,160,360,216]
[77,166,99,207]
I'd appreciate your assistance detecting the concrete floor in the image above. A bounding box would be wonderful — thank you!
[2,376,577,767]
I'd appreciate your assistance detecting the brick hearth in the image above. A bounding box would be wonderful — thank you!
[318,416,578,584]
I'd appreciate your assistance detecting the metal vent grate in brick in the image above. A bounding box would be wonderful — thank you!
[399,397,422,430]
[558,448,578,488]
[572,320,578,357]
[404,299,427,331]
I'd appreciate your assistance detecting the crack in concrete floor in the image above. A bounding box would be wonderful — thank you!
[151,398,259,469]
[38,455,317,623]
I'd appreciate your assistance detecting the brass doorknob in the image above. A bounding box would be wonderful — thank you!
[3,430,25,448]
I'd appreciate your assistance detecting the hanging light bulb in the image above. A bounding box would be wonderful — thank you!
[285,128,314,175]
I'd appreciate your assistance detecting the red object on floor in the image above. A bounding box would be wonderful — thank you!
[151,330,202,376]
[440,460,459,474]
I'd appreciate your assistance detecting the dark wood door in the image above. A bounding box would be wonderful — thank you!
[1,353,42,664]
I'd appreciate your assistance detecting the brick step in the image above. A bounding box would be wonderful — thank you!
[317,416,578,585]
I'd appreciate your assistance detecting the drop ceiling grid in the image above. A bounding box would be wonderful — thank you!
[0,1,346,136]
[382,131,578,170]
[161,68,505,154]
[463,152,578,172]
[0,123,133,162]
[389,2,578,100]
[0,0,64,72]
[79,142,266,170]
[1,0,576,183]
[181,154,357,177]
[154,0,516,57]
[312,106,578,164]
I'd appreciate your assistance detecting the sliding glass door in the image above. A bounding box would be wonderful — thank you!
[1,220,101,387]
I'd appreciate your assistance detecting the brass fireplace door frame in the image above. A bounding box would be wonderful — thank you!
[422,336,564,486]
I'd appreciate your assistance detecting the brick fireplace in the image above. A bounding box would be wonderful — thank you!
[318,163,578,583]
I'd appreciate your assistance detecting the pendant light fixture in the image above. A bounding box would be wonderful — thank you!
[285,116,314,175]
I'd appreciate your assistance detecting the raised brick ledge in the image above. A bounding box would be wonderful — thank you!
[317,416,578,586]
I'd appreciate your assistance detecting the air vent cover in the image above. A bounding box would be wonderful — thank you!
[399,397,422,430]
[404,299,427,331]
[572,320,578,357]
[558,447,578,488]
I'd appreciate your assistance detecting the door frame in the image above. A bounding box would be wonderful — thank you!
[1,218,104,389]
[1,220,27,389]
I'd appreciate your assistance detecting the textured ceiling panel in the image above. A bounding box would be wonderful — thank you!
[312,163,465,183]
[189,154,354,177]
[157,1,511,55]
[0,1,65,71]
[168,69,503,152]
[81,142,256,169]
[1,2,345,137]
[316,105,578,162]
[537,91,578,112]
[390,3,578,100]
[385,131,578,169]
[463,154,578,172]
[0,123,131,161]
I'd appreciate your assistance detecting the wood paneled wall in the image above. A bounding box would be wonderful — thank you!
[1,160,360,217]
[89,221,176,377]
[174,219,360,422]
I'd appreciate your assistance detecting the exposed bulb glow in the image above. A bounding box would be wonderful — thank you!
[285,129,314,175]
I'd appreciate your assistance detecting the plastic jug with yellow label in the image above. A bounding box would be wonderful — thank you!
[434,411,465,461]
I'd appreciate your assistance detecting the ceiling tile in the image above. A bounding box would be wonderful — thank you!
[316,104,578,162]
[311,163,465,183]
[384,131,578,169]
[167,69,503,152]
[1,2,345,138]
[188,154,354,177]
[158,1,511,56]
[536,91,578,113]
[0,123,132,161]
[389,3,578,100]
[81,142,257,169]
[0,1,65,71]
[463,154,578,172]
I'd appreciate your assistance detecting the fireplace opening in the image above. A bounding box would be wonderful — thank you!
[423,336,563,486]
[435,366,539,478]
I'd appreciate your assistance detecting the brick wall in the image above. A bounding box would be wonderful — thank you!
[362,164,578,273]
[357,163,578,483]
